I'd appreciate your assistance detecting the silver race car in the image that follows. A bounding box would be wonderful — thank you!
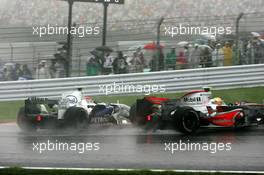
[17,88,131,132]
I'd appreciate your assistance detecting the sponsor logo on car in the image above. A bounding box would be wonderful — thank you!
[183,97,201,103]
[66,95,78,104]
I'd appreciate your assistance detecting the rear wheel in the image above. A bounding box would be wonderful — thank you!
[129,103,146,125]
[129,104,137,123]
[174,107,200,134]
[63,107,89,129]
[17,107,37,132]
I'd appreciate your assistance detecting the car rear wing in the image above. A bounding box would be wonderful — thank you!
[25,97,58,115]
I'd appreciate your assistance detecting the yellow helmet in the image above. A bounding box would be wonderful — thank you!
[213,97,223,105]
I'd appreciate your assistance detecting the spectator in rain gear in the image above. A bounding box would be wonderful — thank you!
[212,43,224,67]
[189,44,201,68]
[252,39,262,64]
[151,48,165,71]
[20,64,32,80]
[246,34,263,64]
[150,52,159,72]
[0,65,5,81]
[86,56,101,76]
[222,42,233,66]
[200,46,213,68]
[165,47,177,70]
[176,51,187,69]
[103,53,114,75]
[135,47,145,67]
[49,60,56,78]
[113,51,128,74]
[260,41,264,64]
[158,48,165,71]
[36,60,50,79]
[55,60,66,78]
[130,52,144,73]
[14,63,23,80]
[246,40,253,64]
[0,71,4,81]
[2,67,7,81]
[184,45,191,68]
[3,63,17,81]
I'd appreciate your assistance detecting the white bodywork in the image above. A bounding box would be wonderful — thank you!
[56,90,130,124]
[58,90,96,119]
[180,90,212,114]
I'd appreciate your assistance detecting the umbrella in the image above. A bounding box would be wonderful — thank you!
[90,50,101,58]
[177,41,189,47]
[143,42,164,50]
[127,45,145,56]
[251,32,260,37]
[95,46,113,52]
[128,45,144,52]
[198,44,213,52]
[201,33,216,41]
[194,39,207,45]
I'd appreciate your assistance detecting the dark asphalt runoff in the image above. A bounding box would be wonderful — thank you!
[0,122,264,171]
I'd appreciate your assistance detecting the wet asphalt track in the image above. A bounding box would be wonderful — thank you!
[0,122,264,171]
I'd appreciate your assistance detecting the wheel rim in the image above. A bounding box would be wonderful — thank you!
[182,111,199,132]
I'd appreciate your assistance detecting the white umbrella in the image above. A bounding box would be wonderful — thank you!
[201,33,216,41]
[198,44,213,52]
[251,32,261,37]
[177,41,189,47]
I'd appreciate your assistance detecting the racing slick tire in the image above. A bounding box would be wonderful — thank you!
[173,107,200,134]
[129,104,137,123]
[17,107,37,132]
[63,107,89,130]
[129,103,145,125]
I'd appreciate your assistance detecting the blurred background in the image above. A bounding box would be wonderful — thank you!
[0,0,263,80]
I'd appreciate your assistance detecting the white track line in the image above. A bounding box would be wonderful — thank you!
[0,166,264,174]
[0,122,16,126]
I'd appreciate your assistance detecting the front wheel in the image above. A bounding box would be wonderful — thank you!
[63,107,89,129]
[173,107,200,134]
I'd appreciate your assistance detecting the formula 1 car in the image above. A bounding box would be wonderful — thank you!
[130,88,264,134]
[17,88,130,132]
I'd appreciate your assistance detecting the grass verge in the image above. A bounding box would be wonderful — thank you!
[0,86,263,121]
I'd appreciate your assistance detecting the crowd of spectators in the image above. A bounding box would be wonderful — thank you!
[0,63,32,81]
[0,34,263,80]
[0,58,67,81]
[85,35,264,76]
[34,59,66,79]
[0,0,263,80]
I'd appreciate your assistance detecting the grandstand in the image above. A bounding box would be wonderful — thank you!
[0,0,263,27]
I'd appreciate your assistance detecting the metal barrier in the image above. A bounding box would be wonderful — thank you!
[0,64,263,101]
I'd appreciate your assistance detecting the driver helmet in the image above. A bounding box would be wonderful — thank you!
[151,104,161,112]
[213,97,223,106]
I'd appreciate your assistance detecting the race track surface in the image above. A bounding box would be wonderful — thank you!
[0,122,264,171]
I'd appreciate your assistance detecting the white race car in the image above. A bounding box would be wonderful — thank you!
[17,88,131,132]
